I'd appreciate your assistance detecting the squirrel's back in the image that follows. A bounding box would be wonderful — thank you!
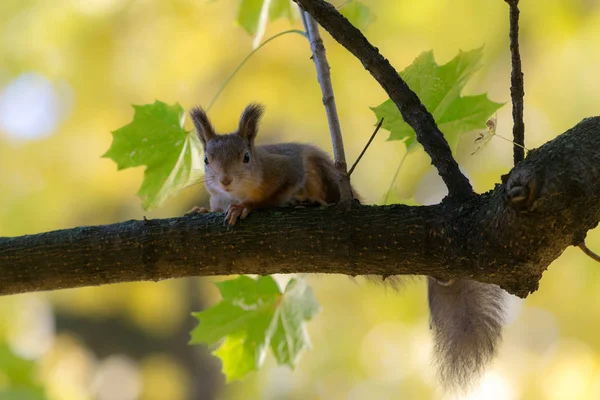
[190,103,356,220]
[260,143,343,204]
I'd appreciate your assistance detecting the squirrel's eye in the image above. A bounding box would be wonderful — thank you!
[204,155,209,165]
[243,152,250,163]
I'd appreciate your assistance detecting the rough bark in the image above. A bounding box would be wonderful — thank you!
[1,118,599,298]
[505,0,526,164]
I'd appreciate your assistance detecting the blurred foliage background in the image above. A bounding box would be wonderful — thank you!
[1,0,600,399]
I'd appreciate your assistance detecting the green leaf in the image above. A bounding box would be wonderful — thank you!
[0,390,46,400]
[237,0,296,36]
[371,48,504,150]
[269,279,320,367]
[340,0,374,31]
[0,345,46,400]
[190,276,320,382]
[269,0,295,22]
[237,0,264,35]
[103,101,203,210]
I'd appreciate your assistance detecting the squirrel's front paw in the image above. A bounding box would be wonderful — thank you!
[224,204,251,225]
[185,206,210,216]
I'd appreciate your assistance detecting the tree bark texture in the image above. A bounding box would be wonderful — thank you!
[1,118,599,298]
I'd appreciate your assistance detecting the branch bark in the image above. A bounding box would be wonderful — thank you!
[293,0,474,201]
[1,118,599,298]
[505,0,525,164]
[300,9,353,202]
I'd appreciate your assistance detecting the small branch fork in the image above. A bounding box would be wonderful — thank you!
[505,0,525,164]
[293,0,474,202]
[503,0,600,264]
[300,8,354,203]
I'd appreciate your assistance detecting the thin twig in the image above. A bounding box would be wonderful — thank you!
[505,0,525,165]
[293,0,474,201]
[300,8,353,202]
[348,118,383,177]
[579,242,600,263]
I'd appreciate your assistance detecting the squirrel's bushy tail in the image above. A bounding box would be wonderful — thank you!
[427,277,507,391]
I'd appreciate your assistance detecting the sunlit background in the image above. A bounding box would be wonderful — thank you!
[1,0,600,399]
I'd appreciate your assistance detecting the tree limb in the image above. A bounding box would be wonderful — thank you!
[1,118,599,298]
[300,8,353,203]
[292,0,474,201]
[505,0,526,164]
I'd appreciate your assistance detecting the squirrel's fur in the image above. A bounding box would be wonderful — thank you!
[428,278,507,391]
[189,103,507,391]
[189,103,352,224]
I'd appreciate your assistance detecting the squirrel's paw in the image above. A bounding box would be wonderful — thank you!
[185,206,210,216]
[225,204,251,225]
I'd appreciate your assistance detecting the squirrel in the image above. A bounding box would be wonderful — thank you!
[188,103,355,225]
[188,102,507,391]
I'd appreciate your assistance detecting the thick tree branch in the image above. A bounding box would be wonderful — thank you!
[300,9,353,202]
[505,0,526,164]
[293,0,474,201]
[1,118,599,298]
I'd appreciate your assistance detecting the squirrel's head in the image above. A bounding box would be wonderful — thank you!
[189,103,265,195]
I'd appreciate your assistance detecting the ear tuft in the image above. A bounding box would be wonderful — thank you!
[238,103,265,142]
[189,106,216,147]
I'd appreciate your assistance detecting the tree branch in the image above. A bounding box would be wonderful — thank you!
[300,8,353,202]
[292,0,474,201]
[505,0,525,164]
[1,118,599,298]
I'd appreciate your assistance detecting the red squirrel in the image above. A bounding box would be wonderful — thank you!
[188,103,357,224]
[188,103,507,391]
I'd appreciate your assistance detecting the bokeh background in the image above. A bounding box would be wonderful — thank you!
[1,0,600,399]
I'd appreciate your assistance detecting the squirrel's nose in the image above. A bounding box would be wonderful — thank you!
[220,176,232,186]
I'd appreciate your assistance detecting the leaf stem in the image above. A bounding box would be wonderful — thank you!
[494,133,529,152]
[207,29,308,111]
[383,144,411,204]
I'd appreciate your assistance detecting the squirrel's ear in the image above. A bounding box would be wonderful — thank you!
[189,107,215,148]
[238,103,265,142]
